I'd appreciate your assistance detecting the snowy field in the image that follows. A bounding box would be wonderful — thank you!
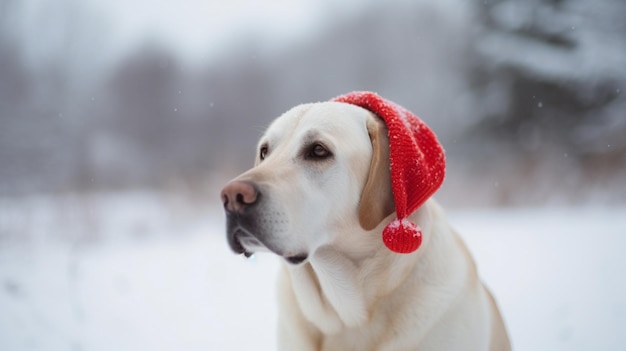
[1,192,625,350]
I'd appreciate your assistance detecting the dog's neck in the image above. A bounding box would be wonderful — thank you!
[286,202,436,334]
[287,246,367,333]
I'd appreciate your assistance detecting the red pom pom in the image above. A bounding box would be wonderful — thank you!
[382,220,422,254]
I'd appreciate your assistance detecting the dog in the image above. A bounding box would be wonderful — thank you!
[221,100,511,350]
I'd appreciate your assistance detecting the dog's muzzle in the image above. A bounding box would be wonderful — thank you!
[221,180,308,265]
[220,180,263,256]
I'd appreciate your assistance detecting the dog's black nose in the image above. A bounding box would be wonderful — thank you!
[220,181,258,213]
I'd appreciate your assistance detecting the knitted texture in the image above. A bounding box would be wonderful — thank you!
[333,91,446,253]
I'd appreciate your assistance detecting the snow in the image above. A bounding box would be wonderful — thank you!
[1,193,625,350]
[451,207,626,350]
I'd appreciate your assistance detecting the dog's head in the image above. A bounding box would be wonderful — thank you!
[220,102,396,265]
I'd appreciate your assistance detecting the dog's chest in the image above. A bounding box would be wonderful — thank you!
[319,321,388,351]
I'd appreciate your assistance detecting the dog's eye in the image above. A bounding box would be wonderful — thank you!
[259,145,268,161]
[307,143,331,160]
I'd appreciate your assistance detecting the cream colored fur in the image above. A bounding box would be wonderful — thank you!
[225,102,510,351]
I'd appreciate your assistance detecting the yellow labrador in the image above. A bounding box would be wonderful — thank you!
[221,101,511,351]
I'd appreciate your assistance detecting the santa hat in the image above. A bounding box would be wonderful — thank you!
[333,91,446,254]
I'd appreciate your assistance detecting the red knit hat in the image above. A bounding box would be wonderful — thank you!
[333,91,446,254]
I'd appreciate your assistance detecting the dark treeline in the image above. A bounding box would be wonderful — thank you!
[1,0,624,205]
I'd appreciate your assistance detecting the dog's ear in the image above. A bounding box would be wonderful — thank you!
[358,116,395,231]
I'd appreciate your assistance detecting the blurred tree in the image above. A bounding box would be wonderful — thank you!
[468,0,626,165]
[1,0,623,205]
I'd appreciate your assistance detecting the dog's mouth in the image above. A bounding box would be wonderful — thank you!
[228,227,264,257]
[227,225,308,265]
[284,254,308,265]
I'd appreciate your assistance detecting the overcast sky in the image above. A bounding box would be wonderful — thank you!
[7,0,393,67]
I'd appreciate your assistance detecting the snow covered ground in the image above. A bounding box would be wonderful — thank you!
[1,192,625,350]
